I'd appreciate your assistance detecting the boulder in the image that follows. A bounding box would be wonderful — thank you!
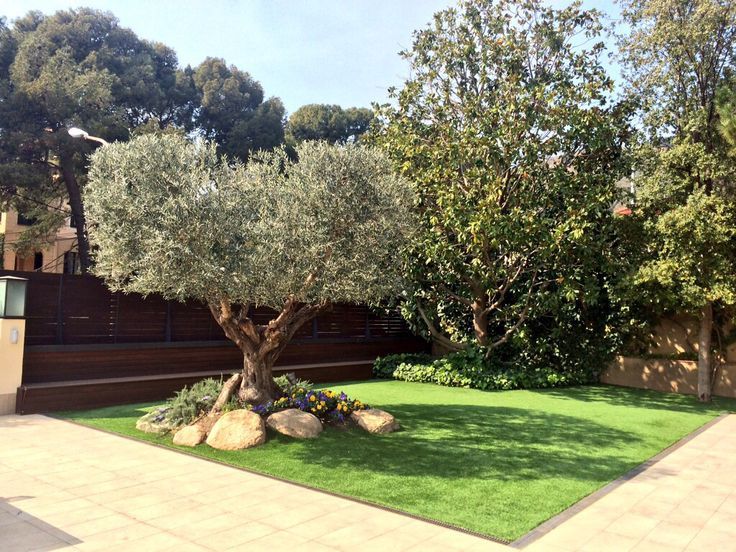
[136,410,177,435]
[173,424,208,447]
[266,409,322,439]
[206,409,266,450]
[351,409,400,434]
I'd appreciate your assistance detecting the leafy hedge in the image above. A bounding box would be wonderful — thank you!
[373,348,598,391]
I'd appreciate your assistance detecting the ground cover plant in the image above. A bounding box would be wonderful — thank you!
[60,381,735,542]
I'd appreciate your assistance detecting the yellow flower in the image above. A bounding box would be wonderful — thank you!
[320,400,325,406]
[309,395,316,402]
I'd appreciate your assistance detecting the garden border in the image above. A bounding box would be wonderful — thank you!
[510,412,730,548]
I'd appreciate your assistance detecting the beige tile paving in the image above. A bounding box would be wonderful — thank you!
[523,414,736,551]
[1,413,736,551]
[0,415,504,551]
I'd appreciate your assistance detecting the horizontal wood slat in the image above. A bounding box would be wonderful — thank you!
[4,270,428,413]
[22,338,425,384]
[2,271,415,346]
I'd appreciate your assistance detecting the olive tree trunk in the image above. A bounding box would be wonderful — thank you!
[697,302,713,402]
[209,298,329,406]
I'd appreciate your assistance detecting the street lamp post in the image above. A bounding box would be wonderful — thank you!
[68,127,109,146]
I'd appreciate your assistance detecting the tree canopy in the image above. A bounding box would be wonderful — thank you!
[193,57,285,161]
[620,0,736,401]
[0,9,285,270]
[375,0,631,360]
[286,104,373,145]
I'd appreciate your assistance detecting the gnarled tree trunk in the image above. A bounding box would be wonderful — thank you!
[209,298,329,406]
[697,302,713,402]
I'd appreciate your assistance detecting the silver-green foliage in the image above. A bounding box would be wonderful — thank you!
[160,377,228,427]
[85,135,414,309]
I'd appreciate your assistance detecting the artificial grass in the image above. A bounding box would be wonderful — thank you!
[59,382,736,542]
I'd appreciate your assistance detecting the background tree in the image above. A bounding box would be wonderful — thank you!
[0,10,286,271]
[85,135,413,405]
[192,57,285,161]
[0,8,195,271]
[286,104,373,146]
[375,0,630,360]
[620,0,736,401]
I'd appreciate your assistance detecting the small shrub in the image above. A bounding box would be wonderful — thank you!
[373,352,432,379]
[274,373,314,396]
[162,377,227,427]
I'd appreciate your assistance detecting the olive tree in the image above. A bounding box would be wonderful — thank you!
[85,135,413,404]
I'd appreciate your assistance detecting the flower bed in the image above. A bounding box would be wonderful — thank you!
[251,387,368,423]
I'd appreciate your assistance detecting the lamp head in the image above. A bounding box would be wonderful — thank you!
[68,127,89,139]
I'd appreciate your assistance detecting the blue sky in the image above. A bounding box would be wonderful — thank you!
[1,0,622,115]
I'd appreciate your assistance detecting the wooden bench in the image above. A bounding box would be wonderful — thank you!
[15,360,374,414]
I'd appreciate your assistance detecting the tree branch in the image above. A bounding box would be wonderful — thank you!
[416,300,468,352]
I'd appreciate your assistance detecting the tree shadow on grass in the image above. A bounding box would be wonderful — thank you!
[277,403,646,483]
[539,384,736,414]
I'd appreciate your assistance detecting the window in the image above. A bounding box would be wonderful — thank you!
[69,214,77,228]
[63,251,80,274]
[33,252,43,271]
[16,212,37,226]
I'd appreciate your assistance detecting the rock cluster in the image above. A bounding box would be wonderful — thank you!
[137,403,399,449]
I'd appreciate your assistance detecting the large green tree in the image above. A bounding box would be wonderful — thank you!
[375,0,630,357]
[0,10,286,271]
[0,8,195,271]
[286,104,373,145]
[620,0,736,401]
[85,135,413,404]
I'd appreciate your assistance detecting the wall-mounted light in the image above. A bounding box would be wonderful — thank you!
[9,327,19,344]
[0,276,28,319]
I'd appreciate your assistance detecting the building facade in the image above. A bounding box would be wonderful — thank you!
[0,209,79,273]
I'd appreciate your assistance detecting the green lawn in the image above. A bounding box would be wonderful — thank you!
[59,382,735,542]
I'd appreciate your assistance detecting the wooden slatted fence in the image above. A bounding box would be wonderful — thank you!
[3,271,426,413]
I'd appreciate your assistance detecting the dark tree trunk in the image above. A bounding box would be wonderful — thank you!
[697,302,713,402]
[59,155,91,273]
